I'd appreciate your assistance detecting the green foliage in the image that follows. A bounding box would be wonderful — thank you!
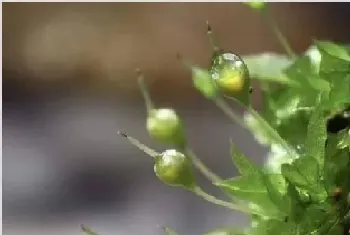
[230,141,258,175]
[191,66,218,99]
[95,2,350,235]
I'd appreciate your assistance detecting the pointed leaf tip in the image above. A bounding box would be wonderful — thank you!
[81,225,99,235]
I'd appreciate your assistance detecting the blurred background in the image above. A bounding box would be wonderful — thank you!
[2,2,350,235]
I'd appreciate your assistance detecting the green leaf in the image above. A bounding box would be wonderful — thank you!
[286,183,307,223]
[283,55,330,92]
[323,222,343,235]
[305,98,327,166]
[281,154,326,201]
[297,205,335,234]
[281,163,313,190]
[315,40,350,75]
[316,40,350,62]
[325,74,350,115]
[313,216,342,235]
[265,220,298,235]
[263,90,311,149]
[242,54,294,85]
[337,129,350,149]
[217,174,286,217]
[324,133,350,194]
[251,219,299,235]
[260,173,289,215]
[259,86,313,150]
[192,66,218,99]
[230,141,258,175]
[256,54,330,151]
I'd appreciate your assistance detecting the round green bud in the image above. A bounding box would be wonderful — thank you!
[211,52,249,97]
[245,2,266,11]
[146,108,186,147]
[154,149,195,188]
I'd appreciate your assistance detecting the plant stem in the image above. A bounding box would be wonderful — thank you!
[214,97,247,128]
[263,8,297,60]
[183,147,242,203]
[206,21,220,53]
[81,225,99,235]
[118,131,159,158]
[184,147,222,183]
[214,97,296,158]
[136,68,154,114]
[190,186,255,215]
[247,107,295,157]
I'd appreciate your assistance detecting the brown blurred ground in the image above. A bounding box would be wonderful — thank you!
[3,3,350,103]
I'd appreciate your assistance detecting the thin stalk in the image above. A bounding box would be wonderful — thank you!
[206,21,220,53]
[118,131,223,186]
[263,7,297,60]
[117,131,159,158]
[247,107,295,157]
[136,66,222,185]
[190,186,257,215]
[214,97,296,158]
[214,97,247,129]
[184,147,242,203]
[81,225,99,235]
[136,68,154,114]
[184,147,222,183]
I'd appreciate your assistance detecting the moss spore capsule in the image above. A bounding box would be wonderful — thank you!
[244,2,266,11]
[154,149,195,188]
[146,108,186,147]
[211,52,249,97]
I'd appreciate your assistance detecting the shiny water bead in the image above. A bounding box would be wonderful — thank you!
[211,52,249,97]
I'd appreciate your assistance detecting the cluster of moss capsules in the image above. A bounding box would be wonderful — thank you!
[131,25,250,189]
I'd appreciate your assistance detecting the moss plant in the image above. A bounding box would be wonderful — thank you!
[83,2,350,235]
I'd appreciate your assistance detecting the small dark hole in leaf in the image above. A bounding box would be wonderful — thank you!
[331,187,343,202]
[327,105,350,134]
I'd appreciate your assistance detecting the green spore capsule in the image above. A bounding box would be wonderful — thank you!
[211,52,250,98]
[244,2,267,11]
[147,108,186,148]
[154,149,195,189]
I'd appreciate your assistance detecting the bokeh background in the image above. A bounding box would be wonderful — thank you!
[2,2,350,235]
